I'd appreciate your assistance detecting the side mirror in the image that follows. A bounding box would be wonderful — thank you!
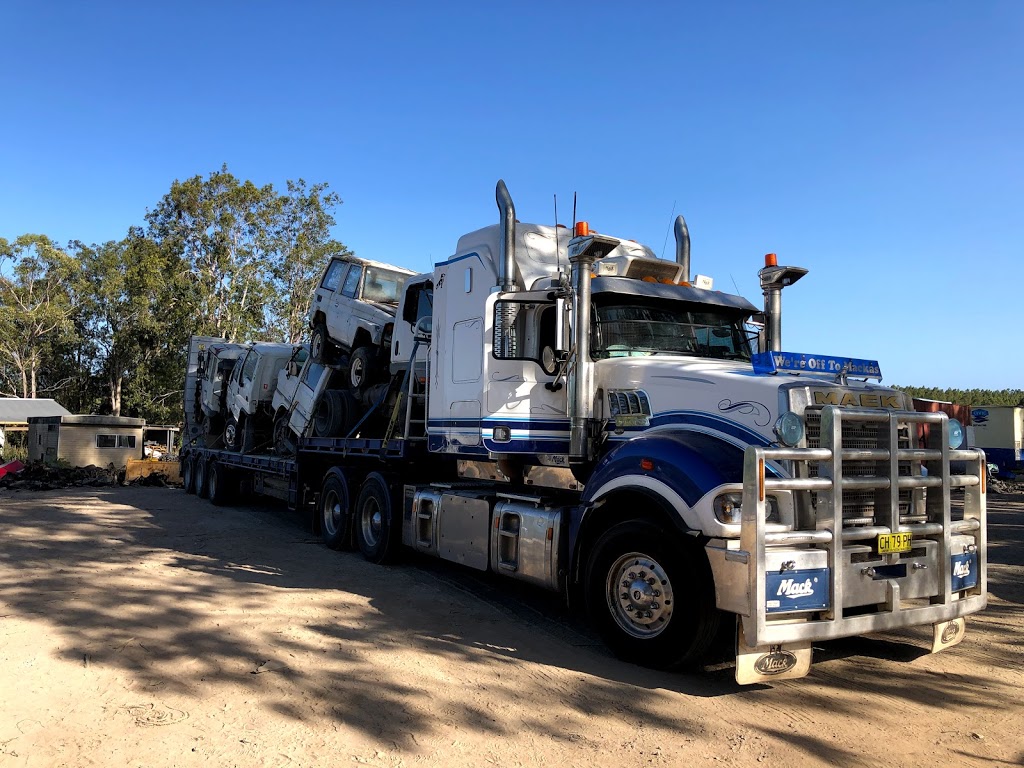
[287,362,299,377]
[413,315,433,341]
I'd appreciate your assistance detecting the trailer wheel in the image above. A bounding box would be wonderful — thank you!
[195,457,210,499]
[354,472,400,564]
[319,474,352,550]
[182,455,196,494]
[584,519,720,670]
[208,462,233,506]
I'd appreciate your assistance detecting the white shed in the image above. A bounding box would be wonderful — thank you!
[27,415,146,469]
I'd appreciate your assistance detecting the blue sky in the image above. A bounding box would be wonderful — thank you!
[2,2,1021,389]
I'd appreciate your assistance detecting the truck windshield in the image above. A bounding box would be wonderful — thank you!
[363,267,408,304]
[591,303,752,361]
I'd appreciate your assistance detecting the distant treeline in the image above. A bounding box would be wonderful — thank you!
[893,386,1024,407]
[1,165,347,424]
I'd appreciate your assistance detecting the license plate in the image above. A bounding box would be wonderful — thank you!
[877,532,912,554]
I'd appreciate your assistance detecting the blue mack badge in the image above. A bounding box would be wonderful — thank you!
[752,351,882,380]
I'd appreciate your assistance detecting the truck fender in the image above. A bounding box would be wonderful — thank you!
[582,430,748,514]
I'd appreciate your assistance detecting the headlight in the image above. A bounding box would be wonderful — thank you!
[948,418,964,449]
[773,411,804,447]
[713,492,780,524]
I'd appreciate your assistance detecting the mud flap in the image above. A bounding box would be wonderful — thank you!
[735,629,812,685]
[931,618,966,653]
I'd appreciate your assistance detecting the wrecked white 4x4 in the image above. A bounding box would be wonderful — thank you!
[307,255,414,389]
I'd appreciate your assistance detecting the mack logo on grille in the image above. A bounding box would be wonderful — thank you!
[778,578,817,598]
[754,647,798,676]
[941,621,961,644]
[952,560,971,578]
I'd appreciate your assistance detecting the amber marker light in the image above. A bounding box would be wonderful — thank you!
[757,457,766,502]
[574,221,590,237]
[764,253,778,267]
[640,458,654,471]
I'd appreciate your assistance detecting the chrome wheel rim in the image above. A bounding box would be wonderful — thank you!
[361,496,382,548]
[350,356,365,388]
[323,489,343,537]
[606,551,674,639]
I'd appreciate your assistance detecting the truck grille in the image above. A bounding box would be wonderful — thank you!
[804,410,916,525]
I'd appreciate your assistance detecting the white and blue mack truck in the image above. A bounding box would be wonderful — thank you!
[180,181,988,684]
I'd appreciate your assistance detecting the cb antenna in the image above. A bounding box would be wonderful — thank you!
[660,200,677,259]
[553,194,562,274]
[571,192,577,232]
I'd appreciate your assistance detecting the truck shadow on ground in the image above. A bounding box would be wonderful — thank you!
[0,487,1020,761]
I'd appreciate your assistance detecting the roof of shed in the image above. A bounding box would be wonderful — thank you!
[0,398,72,425]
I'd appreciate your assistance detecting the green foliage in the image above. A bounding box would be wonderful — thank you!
[0,235,80,398]
[892,386,1024,407]
[3,165,348,425]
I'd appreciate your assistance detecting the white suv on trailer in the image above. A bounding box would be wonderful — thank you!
[307,255,414,389]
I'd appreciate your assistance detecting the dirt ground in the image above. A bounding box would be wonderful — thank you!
[1,486,1021,768]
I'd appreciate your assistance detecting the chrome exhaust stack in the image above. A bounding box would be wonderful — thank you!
[495,180,518,292]
[673,214,690,283]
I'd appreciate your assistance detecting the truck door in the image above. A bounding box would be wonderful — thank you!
[486,297,569,455]
[331,263,363,350]
[231,350,260,419]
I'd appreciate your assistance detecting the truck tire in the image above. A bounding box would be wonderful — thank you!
[354,472,400,564]
[208,461,233,506]
[182,455,196,494]
[311,323,335,364]
[314,389,353,438]
[584,519,720,670]
[195,457,210,499]
[348,347,374,390]
[319,474,352,550]
[223,415,242,452]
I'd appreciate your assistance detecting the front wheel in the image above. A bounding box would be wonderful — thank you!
[584,519,720,670]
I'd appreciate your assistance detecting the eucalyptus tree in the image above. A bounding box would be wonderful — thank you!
[145,165,282,342]
[0,234,80,398]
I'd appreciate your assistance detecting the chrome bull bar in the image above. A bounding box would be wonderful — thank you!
[738,406,987,648]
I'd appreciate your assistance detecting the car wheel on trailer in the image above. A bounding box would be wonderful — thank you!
[182,454,196,494]
[223,415,241,452]
[319,473,351,550]
[273,413,295,456]
[314,389,353,438]
[348,347,374,391]
[354,472,399,564]
[584,519,720,670]
[195,457,210,499]
[311,323,334,364]
[208,461,232,506]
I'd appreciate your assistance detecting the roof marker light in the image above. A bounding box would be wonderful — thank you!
[765,253,778,267]
[575,221,590,237]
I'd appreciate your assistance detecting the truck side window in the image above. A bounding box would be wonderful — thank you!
[493,300,556,374]
[322,260,347,292]
[341,265,363,298]
[241,351,259,384]
[402,283,434,326]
